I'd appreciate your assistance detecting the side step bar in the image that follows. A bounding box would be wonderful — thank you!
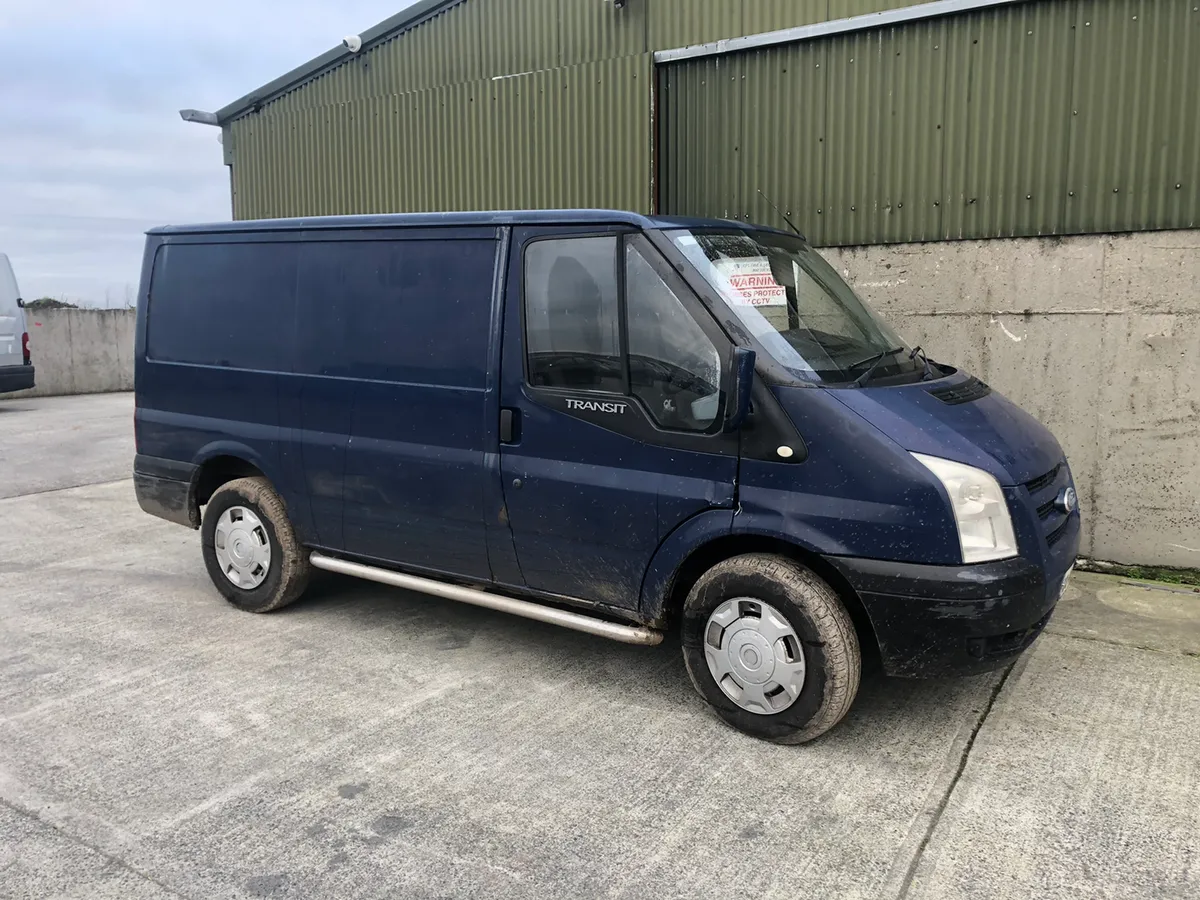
[308,553,665,647]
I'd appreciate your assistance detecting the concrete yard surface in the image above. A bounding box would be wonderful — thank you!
[1,393,1198,899]
[0,392,134,498]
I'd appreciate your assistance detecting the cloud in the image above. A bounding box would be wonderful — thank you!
[1,0,413,306]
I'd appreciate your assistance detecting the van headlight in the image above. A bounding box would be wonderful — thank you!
[912,453,1018,564]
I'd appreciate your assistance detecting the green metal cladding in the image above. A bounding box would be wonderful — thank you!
[226,0,1200,245]
[231,55,654,218]
[661,0,1200,244]
[227,0,927,220]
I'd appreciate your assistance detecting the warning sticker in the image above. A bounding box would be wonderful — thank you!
[714,258,786,307]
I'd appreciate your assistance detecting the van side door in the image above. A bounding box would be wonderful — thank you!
[294,229,499,579]
[498,227,739,613]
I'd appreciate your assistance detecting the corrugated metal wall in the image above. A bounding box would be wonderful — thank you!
[660,0,1200,244]
[226,0,1199,238]
[230,55,653,219]
[650,0,919,48]
[1066,0,1200,233]
[228,0,926,220]
[241,0,923,124]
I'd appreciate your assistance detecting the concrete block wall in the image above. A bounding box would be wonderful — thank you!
[827,230,1200,569]
[10,308,135,399]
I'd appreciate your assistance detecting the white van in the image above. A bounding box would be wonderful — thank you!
[0,254,35,394]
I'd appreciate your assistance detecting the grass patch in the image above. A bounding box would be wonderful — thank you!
[1077,558,1200,588]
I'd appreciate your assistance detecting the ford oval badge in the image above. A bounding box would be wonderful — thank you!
[1056,486,1077,514]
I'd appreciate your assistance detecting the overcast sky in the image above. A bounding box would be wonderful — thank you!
[1,0,414,306]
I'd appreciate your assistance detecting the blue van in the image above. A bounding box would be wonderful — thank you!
[134,210,1079,743]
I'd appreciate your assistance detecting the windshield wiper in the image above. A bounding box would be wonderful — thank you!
[909,345,936,381]
[849,346,905,387]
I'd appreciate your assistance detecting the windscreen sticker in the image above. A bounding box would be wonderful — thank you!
[713,257,786,307]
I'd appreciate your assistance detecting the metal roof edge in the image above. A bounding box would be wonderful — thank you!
[653,0,1029,64]
[145,209,659,235]
[214,0,467,123]
[144,210,793,236]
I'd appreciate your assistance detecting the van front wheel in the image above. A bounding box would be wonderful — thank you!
[681,554,861,744]
[201,477,310,613]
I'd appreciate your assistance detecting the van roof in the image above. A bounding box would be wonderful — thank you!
[146,209,799,238]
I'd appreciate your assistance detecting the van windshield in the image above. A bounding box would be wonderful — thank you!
[668,229,922,385]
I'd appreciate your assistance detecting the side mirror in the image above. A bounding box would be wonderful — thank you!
[723,347,756,433]
[15,298,24,309]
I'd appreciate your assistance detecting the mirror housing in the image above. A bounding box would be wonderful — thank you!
[723,347,756,432]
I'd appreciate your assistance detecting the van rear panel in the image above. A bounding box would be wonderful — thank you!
[135,226,501,572]
[0,253,35,393]
[136,237,296,527]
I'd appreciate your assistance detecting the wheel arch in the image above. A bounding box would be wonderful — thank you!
[190,448,269,507]
[651,532,880,668]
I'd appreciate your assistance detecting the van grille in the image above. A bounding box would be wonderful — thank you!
[1024,464,1070,547]
[927,376,992,405]
[1047,517,1072,547]
[1024,464,1062,496]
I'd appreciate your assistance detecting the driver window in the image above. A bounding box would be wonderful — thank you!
[525,236,622,392]
[626,244,721,431]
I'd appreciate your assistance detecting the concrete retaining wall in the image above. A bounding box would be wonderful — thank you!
[11,308,135,399]
[827,229,1200,569]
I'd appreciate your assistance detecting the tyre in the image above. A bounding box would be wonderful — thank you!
[200,476,311,613]
[681,554,861,744]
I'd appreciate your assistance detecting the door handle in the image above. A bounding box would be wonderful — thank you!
[499,407,519,444]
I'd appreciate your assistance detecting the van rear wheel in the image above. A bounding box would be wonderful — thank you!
[201,477,310,613]
[681,554,861,744]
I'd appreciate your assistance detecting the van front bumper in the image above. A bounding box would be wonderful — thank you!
[827,554,1072,677]
[0,364,35,394]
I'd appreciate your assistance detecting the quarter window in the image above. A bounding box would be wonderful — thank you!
[625,244,721,431]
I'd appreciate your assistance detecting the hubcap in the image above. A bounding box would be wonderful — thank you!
[703,598,806,715]
[213,506,271,589]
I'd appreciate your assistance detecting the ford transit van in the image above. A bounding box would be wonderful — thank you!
[0,254,35,394]
[133,211,1079,743]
